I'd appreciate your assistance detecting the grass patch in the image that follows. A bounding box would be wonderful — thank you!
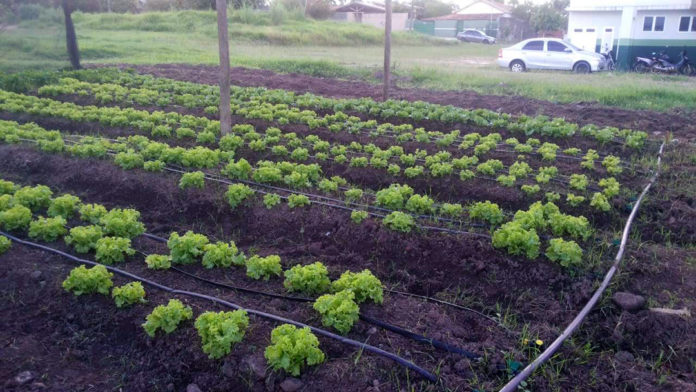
[1,9,696,112]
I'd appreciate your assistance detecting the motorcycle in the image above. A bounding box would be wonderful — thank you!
[602,49,616,71]
[651,50,695,75]
[632,51,668,73]
[634,49,695,75]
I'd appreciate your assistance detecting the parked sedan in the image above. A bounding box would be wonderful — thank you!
[497,38,607,73]
[456,29,496,44]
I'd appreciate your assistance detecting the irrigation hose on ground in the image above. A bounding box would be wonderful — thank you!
[498,140,668,392]
[0,231,439,383]
[142,233,481,359]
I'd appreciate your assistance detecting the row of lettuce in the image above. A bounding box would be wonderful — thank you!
[0,91,628,210]
[35,70,648,148]
[0,178,390,376]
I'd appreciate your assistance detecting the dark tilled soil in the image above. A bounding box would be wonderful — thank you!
[104,64,696,140]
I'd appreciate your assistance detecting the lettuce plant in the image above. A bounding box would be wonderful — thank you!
[195,310,249,359]
[0,205,32,231]
[246,254,282,280]
[112,281,147,308]
[95,236,135,264]
[0,235,11,254]
[331,269,383,304]
[179,171,205,190]
[168,231,209,264]
[225,184,254,209]
[142,299,193,337]
[28,216,67,242]
[469,201,504,226]
[382,211,414,233]
[99,208,145,238]
[13,185,53,212]
[47,194,81,219]
[145,254,171,270]
[283,262,331,295]
[79,203,108,224]
[62,265,113,296]
[350,210,368,224]
[264,324,325,376]
[313,289,360,335]
[202,241,245,268]
[545,238,583,268]
[492,221,540,259]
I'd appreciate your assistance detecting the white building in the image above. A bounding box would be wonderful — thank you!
[566,0,696,70]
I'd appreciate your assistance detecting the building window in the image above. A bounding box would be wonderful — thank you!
[605,28,613,32]
[644,16,666,32]
[586,28,595,32]
[574,28,582,32]
[679,16,696,32]
[643,16,653,31]
[654,16,665,31]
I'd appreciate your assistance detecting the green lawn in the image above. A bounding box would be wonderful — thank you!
[1,9,696,112]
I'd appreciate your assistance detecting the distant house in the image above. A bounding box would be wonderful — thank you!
[332,2,409,31]
[566,0,696,70]
[420,0,512,38]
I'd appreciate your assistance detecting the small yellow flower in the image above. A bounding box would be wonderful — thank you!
[535,339,544,346]
[522,338,529,345]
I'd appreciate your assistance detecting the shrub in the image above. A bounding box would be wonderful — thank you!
[79,203,108,224]
[28,216,67,242]
[350,210,368,224]
[13,185,53,211]
[145,254,171,270]
[469,201,504,226]
[545,238,583,268]
[225,184,254,209]
[112,281,147,308]
[283,262,331,295]
[195,310,249,359]
[382,211,415,233]
[142,299,193,337]
[492,222,540,259]
[168,231,209,264]
[263,193,281,209]
[95,236,135,264]
[202,241,245,268]
[0,235,11,255]
[287,194,310,208]
[264,324,325,376]
[246,254,282,280]
[179,171,205,190]
[62,265,113,296]
[331,269,383,304]
[313,290,360,335]
[0,205,32,231]
[47,194,81,219]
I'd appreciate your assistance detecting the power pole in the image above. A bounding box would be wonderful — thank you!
[383,0,392,101]
[216,0,232,135]
[62,0,81,70]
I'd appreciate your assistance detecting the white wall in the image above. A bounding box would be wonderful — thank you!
[568,0,695,11]
[567,11,622,50]
[632,9,696,40]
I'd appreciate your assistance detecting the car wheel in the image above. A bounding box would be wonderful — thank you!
[574,62,591,74]
[509,60,525,73]
[483,40,490,45]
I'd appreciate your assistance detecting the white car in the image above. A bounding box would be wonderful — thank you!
[497,38,607,73]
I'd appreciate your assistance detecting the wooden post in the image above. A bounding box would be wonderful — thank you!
[383,0,392,101]
[216,0,232,135]
[62,0,81,70]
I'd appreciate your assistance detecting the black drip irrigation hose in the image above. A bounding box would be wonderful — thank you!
[498,140,669,392]
[142,233,481,358]
[0,231,438,383]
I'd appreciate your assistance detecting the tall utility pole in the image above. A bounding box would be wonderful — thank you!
[383,0,392,101]
[62,0,81,70]
[216,0,232,135]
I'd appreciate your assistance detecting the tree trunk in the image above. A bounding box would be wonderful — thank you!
[383,0,392,101]
[62,0,81,70]
[216,0,232,135]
